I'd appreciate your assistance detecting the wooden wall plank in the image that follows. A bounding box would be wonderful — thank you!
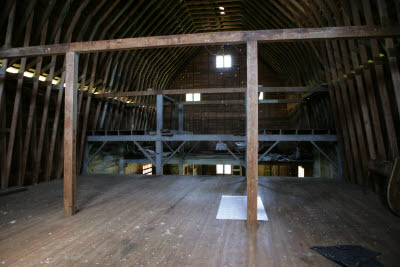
[3,12,33,188]
[377,0,400,116]
[0,1,15,189]
[363,0,399,160]
[34,30,60,181]
[20,21,48,184]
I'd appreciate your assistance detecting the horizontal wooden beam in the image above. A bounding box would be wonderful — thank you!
[1,26,399,59]
[124,99,304,106]
[91,86,327,98]
[86,133,338,142]
[93,88,245,97]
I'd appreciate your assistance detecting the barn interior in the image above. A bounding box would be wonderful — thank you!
[0,0,400,266]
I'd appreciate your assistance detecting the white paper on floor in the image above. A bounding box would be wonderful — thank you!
[216,195,268,221]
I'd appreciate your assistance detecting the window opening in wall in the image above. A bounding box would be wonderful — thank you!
[217,164,232,175]
[186,93,201,101]
[298,165,305,178]
[216,55,232,68]
[143,164,152,175]
[259,92,264,100]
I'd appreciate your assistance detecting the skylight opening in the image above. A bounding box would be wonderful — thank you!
[216,55,231,68]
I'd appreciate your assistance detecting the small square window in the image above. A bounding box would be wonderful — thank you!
[216,55,232,68]
[217,164,224,174]
[259,92,264,100]
[224,165,232,175]
[216,55,224,68]
[193,93,201,101]
[224,55,231,68]
[217,164,232,175]
[298,166,304,177]
[143,164,152,175]
[186,93,200,102]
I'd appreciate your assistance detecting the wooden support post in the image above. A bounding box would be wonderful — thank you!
[336,144,343,179]
[119,144,125,174]
[82,140,88,174]
[178,104,184,132]
[156,94,163,175]
[0,76,6,188]
[246,41,258,226]
[178,103,184,174]
[64,52,78,216]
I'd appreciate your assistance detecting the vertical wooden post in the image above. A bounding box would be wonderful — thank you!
[64,52,79,216]
[156,94,163,175]
[178,104,184,132]
[82,140,89,174]
[246,41,258,226]
[0,2,15,188]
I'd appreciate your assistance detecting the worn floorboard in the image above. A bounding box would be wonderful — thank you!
[0,175,399,266]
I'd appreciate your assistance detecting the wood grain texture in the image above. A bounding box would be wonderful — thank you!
[1,25,400,59]
[246,41,258,225]
[0,174,399,266]
[64,52,79,216]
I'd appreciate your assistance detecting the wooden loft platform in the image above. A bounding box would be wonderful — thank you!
[0,174,399,266]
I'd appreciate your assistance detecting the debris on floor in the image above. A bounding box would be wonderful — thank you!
[312,245,384,267]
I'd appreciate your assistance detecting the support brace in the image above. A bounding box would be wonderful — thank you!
[310,141,338,169]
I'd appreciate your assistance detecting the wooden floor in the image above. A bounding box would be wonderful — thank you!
[0,175,399,266]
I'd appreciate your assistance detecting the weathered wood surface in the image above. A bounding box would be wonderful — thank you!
[63,52,78,216]
[1,26,400,58]
[92,86,327,98]
[246,41,258,225]
[0,175,399,266]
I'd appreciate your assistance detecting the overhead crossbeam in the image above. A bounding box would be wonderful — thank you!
[1,26,399,59]
[87,134,338,142]
[92,86,327,98]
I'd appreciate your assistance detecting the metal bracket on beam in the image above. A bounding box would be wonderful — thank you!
[133,141,156,165]
[310,141,338,169]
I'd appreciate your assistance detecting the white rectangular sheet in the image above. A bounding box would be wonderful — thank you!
[216,195,268,221]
